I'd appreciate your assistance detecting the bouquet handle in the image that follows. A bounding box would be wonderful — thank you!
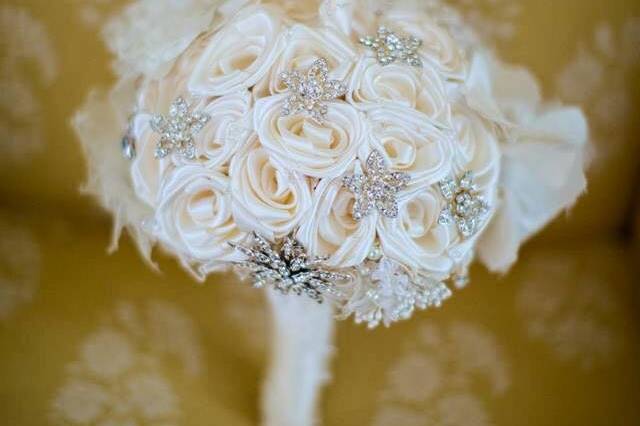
[262,289,335,426]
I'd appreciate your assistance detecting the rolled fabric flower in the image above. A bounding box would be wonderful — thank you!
[76,2,590,425]
[76,0,589,328]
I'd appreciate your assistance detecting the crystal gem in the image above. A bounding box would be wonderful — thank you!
[437,171,489,238]
[359,26,423,67]
[280,58,346,123]
[230,231,350,303]
[150,97,210,160]
[343,150,410,220]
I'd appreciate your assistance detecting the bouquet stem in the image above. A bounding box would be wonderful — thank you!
[262,289,335,426]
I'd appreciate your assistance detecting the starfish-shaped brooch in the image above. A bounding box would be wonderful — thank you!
[359,26,423,67]
[230,231,350,303]
[342,150,411,220]
[150,97,210,159]
[280,58,347,123]
[437,171,489,238]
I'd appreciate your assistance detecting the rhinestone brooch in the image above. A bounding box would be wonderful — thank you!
[230,231,350,303]
[121,128,136,160]
[280,57,347,124]
[342,149,411,220]
[438,171,489,238]
[150,97,210,159]
[359,26,423,67]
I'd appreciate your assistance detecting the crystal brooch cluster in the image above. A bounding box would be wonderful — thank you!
[343,150,411,220]
[360,26,423,67]
[343,257,452,328]
[280,58,347,123]
[230,232,350,303]
[150,97,210,159]
[438,171,489,237]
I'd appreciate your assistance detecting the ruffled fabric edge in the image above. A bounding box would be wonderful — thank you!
[467,53,590,272]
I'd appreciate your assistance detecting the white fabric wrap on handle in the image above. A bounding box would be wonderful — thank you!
[263,290,335,426]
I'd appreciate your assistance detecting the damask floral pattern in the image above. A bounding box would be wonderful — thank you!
[0,1,637,425]
[77,0,113,27]
[0,214,40,320]
[0,5,58,164]
[555,17,640,170]
[372,321,510,426]
[51,300,204,426]
[516,250,625,370]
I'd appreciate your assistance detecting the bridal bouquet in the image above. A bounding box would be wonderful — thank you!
[76,0,588,328]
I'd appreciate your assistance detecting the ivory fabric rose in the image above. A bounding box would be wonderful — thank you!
[229,137,313,240]
[130,112,169,208]
[450,103,501,187]
[76,0,590,332]
[319,0,382,43]
[297,176,376,267]
[194,90,253,167]
[364,105,454,188]
[254,95,365,178]
[378,188,453,274]
[153,165,245,275]
[253,23,357,96]
[189,5,285,96]
[386,10,468,79]
[321,1,467,79]
[347,56,451,127]
[130,53,204,207]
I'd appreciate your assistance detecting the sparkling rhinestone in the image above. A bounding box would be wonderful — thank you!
[150,97,210,160]
[360,26,423,67]
[121,132,136,160]
[343,150,410,220]
[437,171,489,238]
[279,58,346,123]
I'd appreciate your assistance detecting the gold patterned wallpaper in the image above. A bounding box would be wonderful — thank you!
[1,1,639,425]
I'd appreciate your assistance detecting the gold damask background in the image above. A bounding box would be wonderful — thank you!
[1,1,639,425]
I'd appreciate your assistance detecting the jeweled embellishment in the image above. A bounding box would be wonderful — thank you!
[343,150,410,220]
[359,26,423,67]
[438,171,489,237]
[280,58,347,123]
[346,257,452,328]
[121,130,136,160]
[150,97,210,159]
[230,231,350,303]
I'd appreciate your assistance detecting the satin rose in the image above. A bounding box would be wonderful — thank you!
[378,187,453,274]
[322,1,466,79]
[347,56,451,127]
[297,176,376,267]
[254,24,356,96]
[189,5,285,96]
[130,55,202,207]
[365,105,453,188]
[153,165,245,275]
[428,103,501,264]
[254,95,365,178]
[229,138,313,240]
[450,103,501,190]
[194,90,253,167]
[130,112,172,208]
[386,10,468,79]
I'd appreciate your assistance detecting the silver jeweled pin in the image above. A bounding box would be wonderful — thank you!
[438,171,489,237]
[150,97,210,160]
[280,58,347,124]
[342,149,410,220]
[359,26,423,67]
